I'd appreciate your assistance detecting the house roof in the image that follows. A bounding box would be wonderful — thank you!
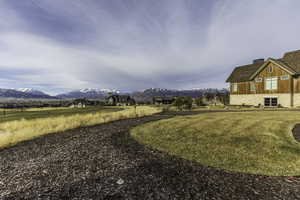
[226,62,264,82]
[280,50,300,73]
[226,50,300,83]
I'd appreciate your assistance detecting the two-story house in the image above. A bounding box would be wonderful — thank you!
[226,50,300,107]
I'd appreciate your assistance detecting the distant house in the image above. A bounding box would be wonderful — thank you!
[152,96,175,105]
[71,98,90,108]
[226,49,300,107]
[107,95,135,106]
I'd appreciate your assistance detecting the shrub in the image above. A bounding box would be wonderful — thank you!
[173,97,185,111]
[173,97,193,111]
[195,97,204,106]
[183,97,193,110]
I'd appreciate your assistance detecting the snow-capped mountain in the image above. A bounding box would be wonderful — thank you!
[78,88,120,94]
[56,88,121,99]
[0,88,56,99]
[17,88,49,96]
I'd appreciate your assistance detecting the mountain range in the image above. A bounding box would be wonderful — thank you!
[0,88,228,100]
[0,88,56,99]
[56,88,120,99]
[131,88,229,103]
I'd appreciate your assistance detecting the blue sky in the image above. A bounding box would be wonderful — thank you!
[1,0,300,94]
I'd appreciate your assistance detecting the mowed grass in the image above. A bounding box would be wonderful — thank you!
[0,106,121,123]
[131,111,300,176]
[0,106,162,148]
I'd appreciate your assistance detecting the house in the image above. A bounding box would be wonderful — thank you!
[152,96,175,105]
[107,95,135,106]
[226,50,300,107]
[70,98,90,108]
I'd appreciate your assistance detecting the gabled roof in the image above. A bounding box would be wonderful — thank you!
[249,58,297,80]
[226,62,264,82]
[226,50,300,83]
[281,50,300,72]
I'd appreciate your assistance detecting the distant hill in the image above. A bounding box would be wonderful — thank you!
[0,88,56,99]
[56,88,121,99]
[131,88,229,103]
[0,87,228,101]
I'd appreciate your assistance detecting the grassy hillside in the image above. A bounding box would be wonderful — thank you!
[131,111,300,176]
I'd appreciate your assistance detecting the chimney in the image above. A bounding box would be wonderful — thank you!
[253,58,264,64]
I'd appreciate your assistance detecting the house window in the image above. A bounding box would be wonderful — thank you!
[267,66,273,73]
[264,97,278,107]
[265,77,278,90]
[280,75,289,80]
[255,78,262,82]
[232,83,238,92]
[250,82,256,92]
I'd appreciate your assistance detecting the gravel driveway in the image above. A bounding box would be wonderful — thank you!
[1,111,300,200]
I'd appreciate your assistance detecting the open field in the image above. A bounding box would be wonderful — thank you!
[0,106,161,148]
[0,106,121,123]
[131,111,300,176]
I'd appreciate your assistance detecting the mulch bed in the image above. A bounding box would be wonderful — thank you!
[292,124,300,143]
[1,111,300,200]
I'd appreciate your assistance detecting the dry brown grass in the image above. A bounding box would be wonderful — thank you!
[0,106,161,148]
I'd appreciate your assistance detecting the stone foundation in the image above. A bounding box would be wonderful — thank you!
[230,94,292,107]
[293,94,300,107]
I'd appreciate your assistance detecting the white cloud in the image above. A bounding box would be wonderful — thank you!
[2,0,300,93]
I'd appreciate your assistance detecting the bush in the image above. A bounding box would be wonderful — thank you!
[173,97,185,111]
[173,97,193,111]
[183,97,193,110]
[195,97,204,106]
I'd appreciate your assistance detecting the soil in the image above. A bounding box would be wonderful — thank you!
[292,124,300,143]
[1,111,300,200]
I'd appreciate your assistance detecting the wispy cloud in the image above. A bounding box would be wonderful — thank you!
[1,0,300,93]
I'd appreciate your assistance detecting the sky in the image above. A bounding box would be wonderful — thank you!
[1,0,300,95]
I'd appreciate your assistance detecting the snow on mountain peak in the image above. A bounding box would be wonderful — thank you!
[17,88,47,95]
[78,88,120,94]
[18,88,35,92]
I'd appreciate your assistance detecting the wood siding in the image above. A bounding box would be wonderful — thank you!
[230,62,292,94]
[293,77,300,93]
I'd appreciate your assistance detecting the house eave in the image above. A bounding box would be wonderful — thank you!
[249,58,296,80]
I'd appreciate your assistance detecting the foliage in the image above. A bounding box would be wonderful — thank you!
[183,97,193,110]
[131,111,300,176]
[173,97,185,111]
[195,97,204,106]
[173,97,193,111]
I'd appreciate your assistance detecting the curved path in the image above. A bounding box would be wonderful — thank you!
[0,111,300,200]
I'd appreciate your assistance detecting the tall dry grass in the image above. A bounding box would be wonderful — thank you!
[0,106,162,148]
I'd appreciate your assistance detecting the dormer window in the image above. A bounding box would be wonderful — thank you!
[267,66,273,73]
[255,77,262,82]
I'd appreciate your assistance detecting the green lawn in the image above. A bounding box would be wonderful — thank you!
[0,106,121,123]
[131,111,300,176]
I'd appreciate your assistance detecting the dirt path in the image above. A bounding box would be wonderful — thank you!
[1,111,300,200]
